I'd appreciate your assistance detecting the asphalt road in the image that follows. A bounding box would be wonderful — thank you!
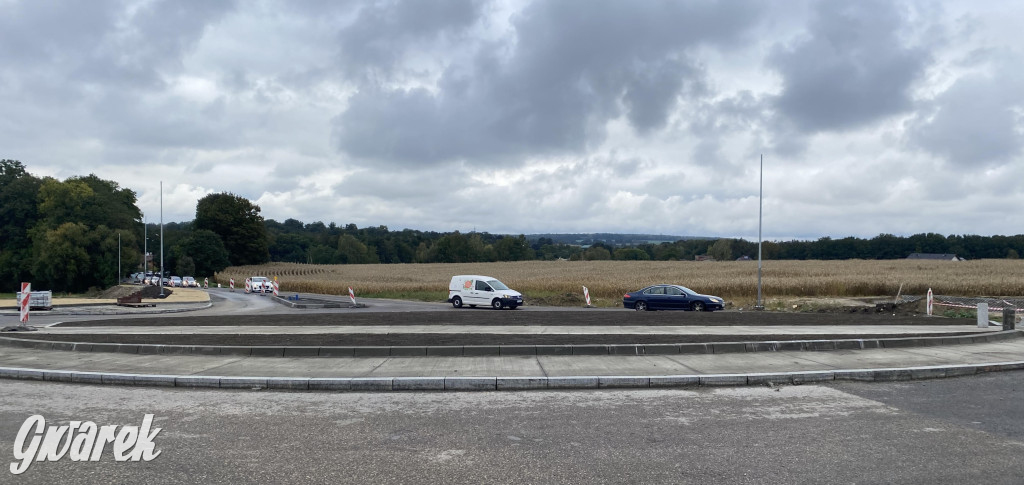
[1,374,1022,484]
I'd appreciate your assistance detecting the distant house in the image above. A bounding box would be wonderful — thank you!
[906,253,963,261]
[736,255,752,261]
[695,255,716,262]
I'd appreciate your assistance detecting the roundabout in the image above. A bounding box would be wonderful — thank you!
[1,288,1022,391]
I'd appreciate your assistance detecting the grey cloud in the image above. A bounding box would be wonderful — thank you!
[767,0,930,132]
[333,0,764,166]
[908,59,1024,167]
[0,2,117,67]
[336,0,483,77]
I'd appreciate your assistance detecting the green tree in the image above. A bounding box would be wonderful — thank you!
[0,160,43,290]
[614,248,650,260]
[176,256,196,277]
[582,246,611,260]
[194,193,270,266]
[494,235,533,261]
[708,238,733,261]
[337,234,379,264]
[175,229,231,276]
[31,222,92,291]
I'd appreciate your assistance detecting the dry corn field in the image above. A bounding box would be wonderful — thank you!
[217,259,1024,306]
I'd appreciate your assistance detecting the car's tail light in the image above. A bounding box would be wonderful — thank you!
[623,294,631,298]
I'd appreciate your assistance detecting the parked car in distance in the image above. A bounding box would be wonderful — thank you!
[247,276,272,294]
[143,275,155,285]
[168,276,182,287]
[183,276,198,287]
[448,275,523,310]
[622,284,724,312]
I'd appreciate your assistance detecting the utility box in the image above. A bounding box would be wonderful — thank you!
[15,290,52,310]
[1003,308,1016,330]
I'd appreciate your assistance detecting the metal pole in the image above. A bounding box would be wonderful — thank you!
[118,232,121,284]
[143,215,147,274]
[160,181,165,297]
[756,154,764,311]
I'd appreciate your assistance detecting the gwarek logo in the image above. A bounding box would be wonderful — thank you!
[10,414,162,475]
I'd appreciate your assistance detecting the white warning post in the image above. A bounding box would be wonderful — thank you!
[19,282,30,325]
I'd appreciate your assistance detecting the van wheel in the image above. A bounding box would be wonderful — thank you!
[492,299,504,310]
[452,296,463,309]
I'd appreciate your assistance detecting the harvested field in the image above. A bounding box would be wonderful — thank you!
[215,259,1024,307]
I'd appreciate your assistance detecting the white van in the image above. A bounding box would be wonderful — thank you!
[448,275,523,310]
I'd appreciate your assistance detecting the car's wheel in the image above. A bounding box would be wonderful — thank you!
[691,302,706,312]
[635,301,648,311]
[492,299,504,310]
[452,296,463,309]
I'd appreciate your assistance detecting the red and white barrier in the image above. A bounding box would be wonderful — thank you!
[203,277,209,289]
[348,287,357,306]
[583,286,592,306]
[229,278,235,291]
[273,281,279,297]
[926,288,933,316]
[244,278,252,293]
[19,282,30,325]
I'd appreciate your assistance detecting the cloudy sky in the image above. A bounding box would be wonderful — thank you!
[3,0,1023,240]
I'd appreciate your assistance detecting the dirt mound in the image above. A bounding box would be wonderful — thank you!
[96,285,172,300]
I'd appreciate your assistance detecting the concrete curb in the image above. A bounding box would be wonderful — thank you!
[2,329,1019,357]
[2,361,1022,391]
[0,301,213,316]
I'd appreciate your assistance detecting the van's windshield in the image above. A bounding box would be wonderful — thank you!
[486,280,510,291]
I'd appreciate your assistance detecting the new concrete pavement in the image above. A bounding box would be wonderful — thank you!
[1,289,1022,391]
[1,330,1021,391]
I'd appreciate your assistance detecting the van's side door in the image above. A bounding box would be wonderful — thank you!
[471,280,494,305]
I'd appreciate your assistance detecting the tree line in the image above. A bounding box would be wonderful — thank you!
[3,159,1023,293]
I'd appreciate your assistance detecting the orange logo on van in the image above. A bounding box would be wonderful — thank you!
[464,280,472,289]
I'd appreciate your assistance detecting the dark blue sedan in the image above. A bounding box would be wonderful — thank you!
[622,284,725,312]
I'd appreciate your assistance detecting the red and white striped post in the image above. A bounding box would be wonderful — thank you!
[926,288,933,316]
[244,278,251,294]
[348,287,357,306]
[273,281,279,297]
[229,278,235,291]
[583,286,592,307]
[203,277,209,289]
[19,282,30,326]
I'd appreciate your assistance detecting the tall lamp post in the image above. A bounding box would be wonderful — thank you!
[160,181,165,298]
[117,232,121,285]
[755,154,764,311]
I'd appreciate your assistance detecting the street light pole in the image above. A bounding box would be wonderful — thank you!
[118,232,121,285]
[756,154,764,311]
[160,181,165,298]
